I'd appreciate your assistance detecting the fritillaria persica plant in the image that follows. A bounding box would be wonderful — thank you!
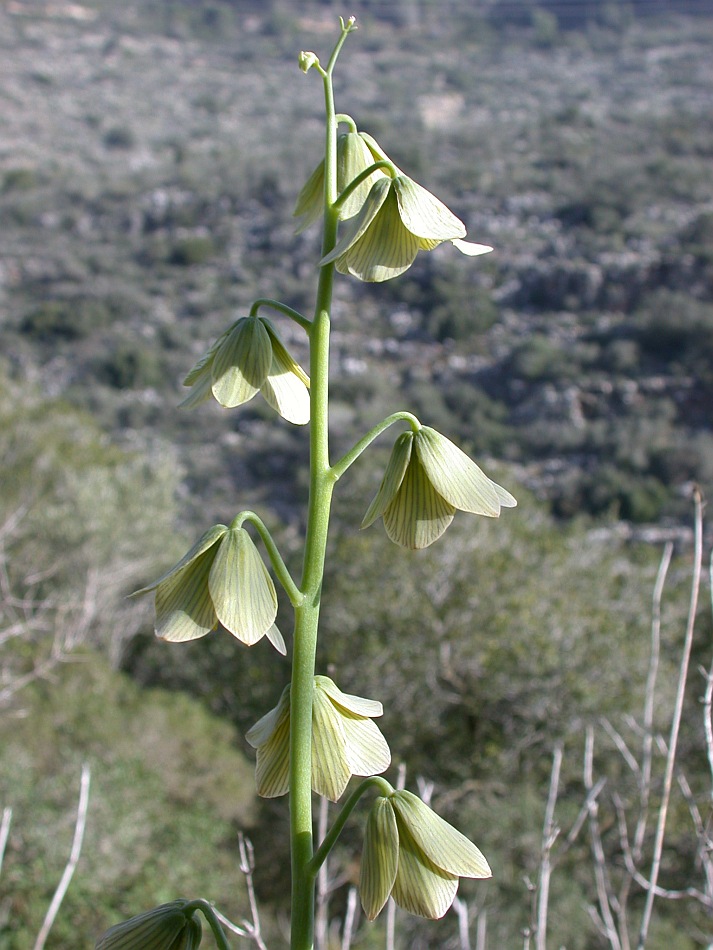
[97,18,515,950]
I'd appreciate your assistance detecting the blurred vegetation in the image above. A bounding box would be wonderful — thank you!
[1,0,712,946]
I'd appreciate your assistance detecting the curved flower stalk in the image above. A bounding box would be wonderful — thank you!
[320,174,492,282]
[95,901,202,950]
[362,425,516,549]
[180,315,310,425]
[133,524,285,653]
[246,675,391,802]
[294,129,392,232]
[360,790,491,921]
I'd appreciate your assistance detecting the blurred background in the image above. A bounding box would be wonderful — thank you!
[1,0,712,946]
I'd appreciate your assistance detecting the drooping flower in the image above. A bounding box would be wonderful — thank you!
[133,524,285,653]
[320,174,492,282]
[95,900,202,950]
[362,426,516,549]
[360,790,491,921]
[180,315,309,425]
[293,130,391,233]
[245,675,391,802]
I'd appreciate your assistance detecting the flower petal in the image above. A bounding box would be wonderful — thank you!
[360,797,399,921]
[391,790,491,879]
[293,157,325,233]
[95,901,191,950]
[132,525,228,595]
[392,820,459,919]
[209,528,278,645]
[261,322,310,425]
[154,553,218,642]
[383,451,455,549]
[338,188,421,282]
[452,239,493,256]
[394,176,466,243]
[266,623,287,655]
[211,317,272,408]
[340,714,391,777]
[362,431,414,530]
[338,131,388,220]
[320,177,391,265]
[316,675,383,718]
[415,427,517,516]
[250,690,291,798]
[311,684,352,801]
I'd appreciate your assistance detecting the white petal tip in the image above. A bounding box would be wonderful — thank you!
[452,239,493,256]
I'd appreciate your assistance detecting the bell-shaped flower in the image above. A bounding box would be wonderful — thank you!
[293,130,391,232]
[133,524,285,653]
[180,315,309,425]
[320,174,492,282]
[245,675,391,802]
[360,790,491,921]
[362,426,516,549]
[95,900,202,949]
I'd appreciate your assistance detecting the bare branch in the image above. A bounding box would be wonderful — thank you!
[0,806,12,876]
[340,887,358,950]
[33,763,91,950]
[534,743,562,950]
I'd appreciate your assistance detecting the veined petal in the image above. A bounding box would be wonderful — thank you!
[452,239,493,256]
[293,157,325,233]
[359,132,403,175]
[178,369,214,409]
[209,528,278,645]
[394,176,466,243]
[95,901,191,949]
[338,132,388,220]
[245,685,290,748]
[261,323,310,425]
[415,427,517,516]
[362,431,414,529]
[392,821,459,919]
[341,715,391,777]
[182,329,229,386]
[360,797,399,921]
[266,623,287,655]
[320,177,392,265]
[211,317,272,408]
[383,452,455,549]
[391,790,491,879]
[338,189,421,282]
[312,684,352,802]
[316,675,383,718]
[132,525,228,595]
[154,552,217,642]
[249,690,291,798]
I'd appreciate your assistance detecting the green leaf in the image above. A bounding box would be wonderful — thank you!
[391,790,491,879]
[415,427,517,516]
[209,528,277,645]
[360,797,399,921]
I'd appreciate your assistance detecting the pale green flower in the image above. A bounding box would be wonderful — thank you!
[180,315,309,425]
[320,174,492,282]
[246,676,391,802]
[360,790,491,921]
[133,524,285,653]
[95,901,202,949]
[293,130,390,233]
[362,426,516,549]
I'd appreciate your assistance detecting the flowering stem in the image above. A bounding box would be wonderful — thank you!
[331,411,421,480]
[181,900,231,950]
[231,511,304,607]
[289,22,354,950]
[309,777,395,876]
[249,297,312,333]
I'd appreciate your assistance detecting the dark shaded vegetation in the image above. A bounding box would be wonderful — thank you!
[1,1,712,946]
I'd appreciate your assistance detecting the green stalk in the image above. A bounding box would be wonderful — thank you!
[289,24,353,950]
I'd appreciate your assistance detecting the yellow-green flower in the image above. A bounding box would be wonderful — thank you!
[95,901,202,949]
[293,130,390,233]
[246,676,391,802]
[320,174,492,282]
[362,426,516,549]
[360,790,491,921]
[133,524,285,652]
[180,315,309,425]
